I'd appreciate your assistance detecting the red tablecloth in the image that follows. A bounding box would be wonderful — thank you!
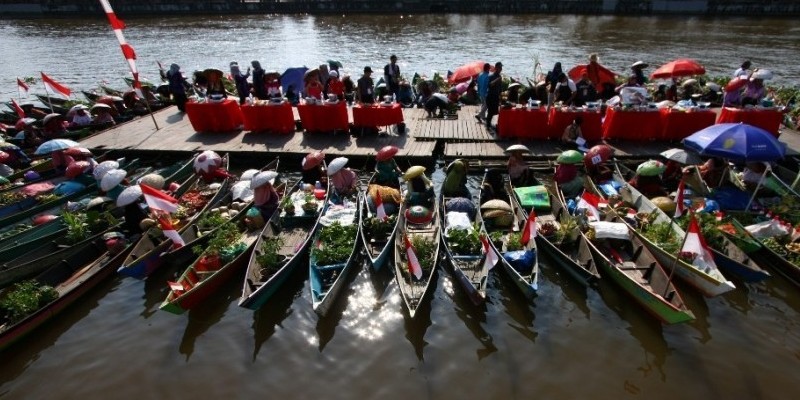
[185,99,243,133]
[547,108,603,142]
[717,107,783,137]
[297,102,349,133]
[497,107,549,138]
[352,103,404,127]
[240,102,295,134]
[659,109,717,141]
[602,108,662,141]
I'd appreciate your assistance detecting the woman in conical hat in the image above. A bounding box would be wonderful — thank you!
[404,166,434,206]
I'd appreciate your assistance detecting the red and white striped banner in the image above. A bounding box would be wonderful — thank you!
[98,0,141,94]
[40,72,71,98]
[16,78,28,93]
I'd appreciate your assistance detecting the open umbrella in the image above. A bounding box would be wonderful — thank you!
[281,67,309,95]
[584,144,614,166]
[117,184,143,207]
[568,63,617,89]
[193,150,222,173]
[660,148,702,165]
[751,69,773,80]
[240,169,260,181]
[35,138,79,155]
[93,160,120,181]
[376,146,398,162]
[448,61,491,84]
[505,144,531,154]
[100,169,127,191]
[231,180,254,202]
[327,60,343,69]
[682,123,786,162]
[65,160,91,179]
[650,59,706,79]
[250,171,278,189]
[725,76,749,92]
[327,157,349,176]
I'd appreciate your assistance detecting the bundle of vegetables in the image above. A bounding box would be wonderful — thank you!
[640,221,680,254]
[177,189,211,219]
[312,221,357,266]
[675,213,726,251]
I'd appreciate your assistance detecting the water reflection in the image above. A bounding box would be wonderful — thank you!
[444,268,497,360]
[401,268,437,360]
[538,255,592,320]
[495,271,539,343]
[177,273,241,360]
[251,266,306,360]
[314,260,362,352]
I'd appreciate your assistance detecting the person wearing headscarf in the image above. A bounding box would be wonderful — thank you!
[546,62,564,105]
[742,77,767,106]
[205,70,226,98]
[329,165,358,196]
[251,61,267,100]
[631,61,649,86]
[326,70,344,100]
[164,63,188,111]
[253,180,280,219]
[305,70,324,100]
[442,159,469,198]
[230,62,251,104]
[375,152,402,187]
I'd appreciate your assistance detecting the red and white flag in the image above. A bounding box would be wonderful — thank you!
[40,72,71,98]
[10,99,25,118]
[480,233,499,272]
[157,214,184,248]
[141,184,179,213]
[99,0,142,96]
[520,210,537,246]
[404,235,423,280]
[674,178,686,218]
[577,191,605,221]
[374,194,387,221]
[16,78,28,93]
[682,212,716,271]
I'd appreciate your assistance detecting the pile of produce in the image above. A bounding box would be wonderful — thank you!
[312,221,357,266]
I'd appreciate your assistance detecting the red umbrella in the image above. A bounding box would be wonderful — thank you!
[584,144,614,168]
[725,76,748,92]
[302,151,325,170]
[568,63,617,87]
[376,145,398,162]
[650,59,706,79]
[65,161,91,179]
[448,61,492,84]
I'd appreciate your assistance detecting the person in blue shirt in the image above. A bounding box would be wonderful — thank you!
[475,63,491,122]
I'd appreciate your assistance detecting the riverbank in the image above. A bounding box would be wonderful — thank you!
[2,0,800,18]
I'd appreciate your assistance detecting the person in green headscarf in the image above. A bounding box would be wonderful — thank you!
[375,146,402,187]
[442,159,469,198]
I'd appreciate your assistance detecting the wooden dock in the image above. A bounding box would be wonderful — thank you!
[78,104,799,166]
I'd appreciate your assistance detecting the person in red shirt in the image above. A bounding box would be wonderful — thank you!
[326,70,344,101]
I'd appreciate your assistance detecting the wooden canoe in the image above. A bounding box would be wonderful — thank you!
[584,214,696,324]
[536,179,601,286]
[480,170,539,300]
[585,175,736,297]
[359,174,401,271]
[159,217,260,315]
[309,192,362,317]
[0,232,136,350]
[239,179,329,310]
[394,196,441,318]
[117,154,232,280]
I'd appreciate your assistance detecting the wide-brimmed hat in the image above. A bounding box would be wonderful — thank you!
[364,66,373,73]
[376,145,399,162]
[116,185,143,207]
[327,157,349,176]
[403,165,426,180]
[302,151,325,170]
[631,61,649,69]
[42,113,64,126]
[505,144,530,154]
[250,171,278,189]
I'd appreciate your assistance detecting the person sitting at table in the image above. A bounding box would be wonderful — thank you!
[554,73,577,105]
[318,64,330,94]
[206,69,227,99]
[442,159,469,198]
[375,82,389,102]
[265,72,282,99]
[328,157,358,196]
[305,70,324,100]
[574,73,597,107]
[230,62,251,104]
[631,61,649,86]
[357,66,375,104]
[561,117,585,148]
[251,61,267,100]
[616,75,640,93]
[424,88,459,118]
[326,70,344,101]
[342,75,356,104]
[545,62,564,106]
[742,77,767,107]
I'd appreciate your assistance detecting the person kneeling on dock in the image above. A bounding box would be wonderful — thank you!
[424,88,459,118]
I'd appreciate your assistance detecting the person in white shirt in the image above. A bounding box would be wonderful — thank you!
[554,73,577,105]
[733,60,751,78]
[70,107,93,127]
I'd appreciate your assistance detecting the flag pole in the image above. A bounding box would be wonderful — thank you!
[40,82,55,114]
[663,211,693,298]
[744,165,770,211]
[142,88,160,130]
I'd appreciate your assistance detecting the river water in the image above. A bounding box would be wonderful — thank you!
[1,14,800,399]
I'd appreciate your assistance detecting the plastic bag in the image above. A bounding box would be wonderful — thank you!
[503,250,535,274]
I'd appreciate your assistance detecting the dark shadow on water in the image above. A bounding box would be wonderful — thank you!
[402,267,438,361]
[759,272,800,314]
[494,270,538,343]
[721,279,753,314]
[538,251,592,319]
[251,263,306,360]
[367,259,394,300]
[444,265,497,361]
[676,280,712,344]
[178,269,243,360]
[315,256,363,352]
[140,260,185,319]
[0,277,120,386]
[595,277,670,381]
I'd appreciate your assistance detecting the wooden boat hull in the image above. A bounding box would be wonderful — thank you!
[240,180,326,310]
[360,174,401,271]
[441,190,487,306]
[585,235,695,324]
[0,236,135,350]
[309,193,362,317]
[0,219,67,259]
[160,230,259,314]
[394,198,441,318]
